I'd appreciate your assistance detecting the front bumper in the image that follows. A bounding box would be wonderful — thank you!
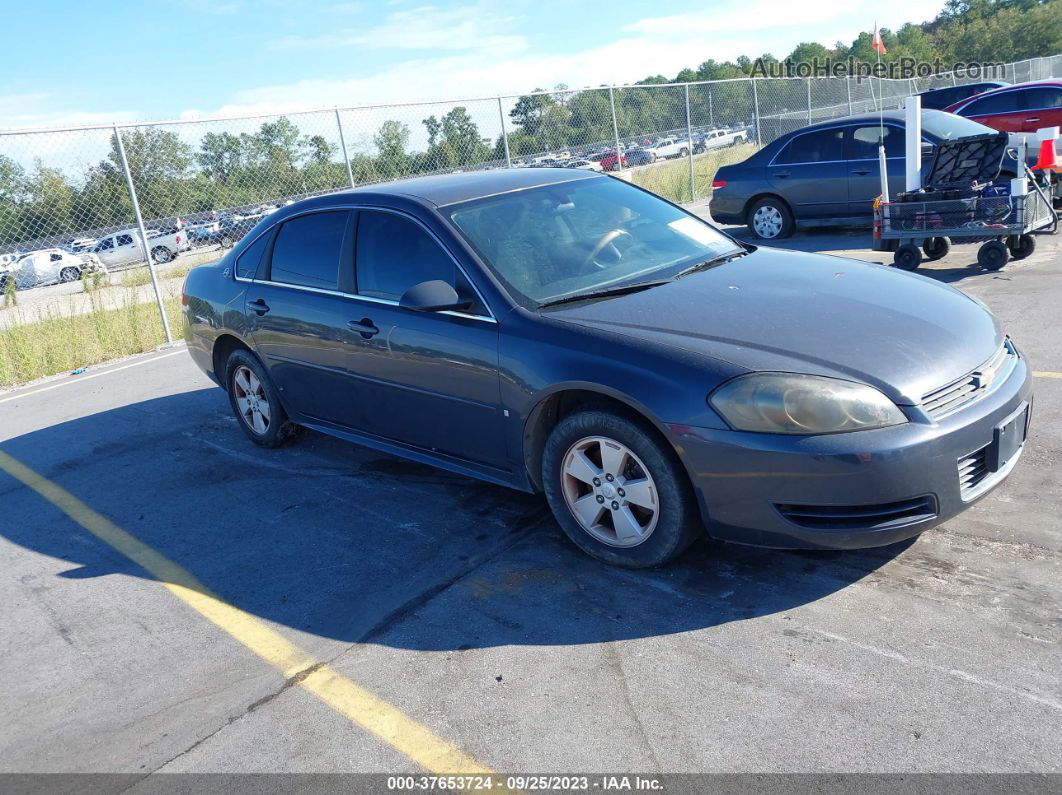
[670,358,1033,549]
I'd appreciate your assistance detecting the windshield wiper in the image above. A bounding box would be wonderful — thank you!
[674,250,746,279]
[539,278,673,308]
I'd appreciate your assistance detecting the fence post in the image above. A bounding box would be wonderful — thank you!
[335,108,355,188]
[807,79,812,124]
[846,78,853,114]
[708,87,714,128]
[113,123,173,345]
[751,79,761,148]
[684,84,695,202]
[497,97,512,168]
[609,86,623,171]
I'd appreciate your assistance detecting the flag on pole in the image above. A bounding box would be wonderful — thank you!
[872,23,887,55]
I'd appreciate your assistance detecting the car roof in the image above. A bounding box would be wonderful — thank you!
[944,79,1062,108]
[343,167,599,207]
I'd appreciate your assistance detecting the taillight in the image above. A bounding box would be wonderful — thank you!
[712,179,727,189]
[176,234,182,244]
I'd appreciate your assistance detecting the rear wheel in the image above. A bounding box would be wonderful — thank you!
[225,349,299,448]
[542,409,702,568]
[978,240,1010,271]
[894,243,922,271]
[748,197,794,240]
[1007,234,1036,260]
[151,246,173,263]
[922,236,951,261]
[59,267,80,282]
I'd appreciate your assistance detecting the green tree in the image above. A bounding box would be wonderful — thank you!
[373,120,411,179]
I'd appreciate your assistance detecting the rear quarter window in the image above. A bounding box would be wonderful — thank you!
[235,231,271,280]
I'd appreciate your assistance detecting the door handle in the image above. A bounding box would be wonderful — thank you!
[851,168,871,175]
[348,318,379,339]
[774,171,791,178]
[1024,117,1041,123]
[246,298,270,315]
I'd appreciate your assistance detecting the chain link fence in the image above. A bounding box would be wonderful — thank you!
[2,52,1060,299]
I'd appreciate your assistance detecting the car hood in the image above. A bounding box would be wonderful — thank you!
[545,247,1002,405]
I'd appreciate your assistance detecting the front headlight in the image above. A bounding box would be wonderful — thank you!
[709,373,907,434]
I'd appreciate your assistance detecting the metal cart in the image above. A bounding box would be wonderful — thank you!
[878,186,1057,271]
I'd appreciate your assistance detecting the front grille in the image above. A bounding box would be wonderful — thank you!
[922,341,1016,419]
[775,496,938,531]
[958,445,990,497]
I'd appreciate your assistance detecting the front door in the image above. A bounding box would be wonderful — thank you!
[845,124,908,216]
[342,209,505,468]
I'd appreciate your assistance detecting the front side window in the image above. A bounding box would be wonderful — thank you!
[96,238,114,251]
[269,211,349,290]
[116,234,133,246]
[774,128,844,165]
[355,211,481,308]
[961,92,1020,116]
[1020,87,1062,110]
[447,176,742,306]
[847,126,904,159]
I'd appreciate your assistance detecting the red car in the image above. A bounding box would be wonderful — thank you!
[944,79,1062,133]
[597,150,628,171]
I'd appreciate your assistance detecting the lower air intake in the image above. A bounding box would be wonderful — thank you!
[775,496,938,531]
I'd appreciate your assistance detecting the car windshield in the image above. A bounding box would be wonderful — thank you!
[447,177,743,306]
[922,112,995,141]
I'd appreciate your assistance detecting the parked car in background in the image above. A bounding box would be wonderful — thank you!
[0,247,107,290]
[214,216,262,248]
[916,81,1009,110]
[944,80,1062,133]
[598,150,628,171]
[187,220,221,247]
[710,109,1020,239]
[92,227,189,266]
[66,237,99,253]
[696,128,749,152]
[642,138,689,161]
[182,168,1031,568]
[624,149,655,167]
[566,159,603,171]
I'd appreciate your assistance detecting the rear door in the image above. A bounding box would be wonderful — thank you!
[1013,86,1062,132]
[766,127,848,219]
[243,209,372,429]
[845,124,907,216]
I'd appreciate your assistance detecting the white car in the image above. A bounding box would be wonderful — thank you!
[642,138,689,161]
[567,159,603,172]
[698,128,749,151]
[0,248,107,290]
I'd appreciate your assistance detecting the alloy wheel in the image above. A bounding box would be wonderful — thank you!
[560,435,659,548]
[232,365,271,435]
[752,205,783,238]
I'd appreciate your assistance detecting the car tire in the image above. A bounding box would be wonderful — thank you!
[893,243,922,271]
[59,267,80,283]
[1007,233,1035,260]
[922,236,951,261]
[220,235,234,248]
[151,246,173,264]
[541,409,702,568]
[747,197,794,240]
[225,349,299,448]
[679,147,689,158]
[978,240,1010,271]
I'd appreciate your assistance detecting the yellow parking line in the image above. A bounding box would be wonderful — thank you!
[1033,371,1062,379]
[0,448,492,775]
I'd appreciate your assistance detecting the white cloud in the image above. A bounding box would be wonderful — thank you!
[0,93,139,132]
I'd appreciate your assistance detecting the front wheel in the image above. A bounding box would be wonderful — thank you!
[151,246,173,263]
[747,197,794,240]
[922,236,951,261]
[542,409,702,568]
[1007,234,1035,260]
[894,243,922,271]
[225,349,299,448]
[59,267,80,283]
[978,240,1010,271]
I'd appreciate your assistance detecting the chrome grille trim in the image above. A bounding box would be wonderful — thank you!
[922,340,1017,419]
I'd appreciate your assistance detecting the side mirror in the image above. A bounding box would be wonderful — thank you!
[399,279,471,313]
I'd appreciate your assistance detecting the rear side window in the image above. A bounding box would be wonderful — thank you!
[355,211,457,301]
[1020,87,1062,110]
[235,231,270,280]
[269,211,349,290]
[774,128,844,164]
[847,126,904,159]
[961,91,1020,115]
[116,234,133,246]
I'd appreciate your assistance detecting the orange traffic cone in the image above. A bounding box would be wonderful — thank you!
[1032,138,1059,171]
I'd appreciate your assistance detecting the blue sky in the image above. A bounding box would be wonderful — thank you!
[0,0,945,130]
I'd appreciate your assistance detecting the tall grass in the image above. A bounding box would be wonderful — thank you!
[0,288,182,389]
[631,143,757,204]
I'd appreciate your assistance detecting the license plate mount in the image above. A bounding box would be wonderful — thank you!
[988,403,1028,472]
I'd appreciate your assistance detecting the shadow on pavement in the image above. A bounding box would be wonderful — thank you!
[0,388,911,651]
